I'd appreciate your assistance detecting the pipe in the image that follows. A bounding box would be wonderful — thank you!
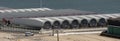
[58,17,74,29]
[71,19,79,28]
[46,17,65,29]
[111,14,120,18]
[67,16,83,28]
[43,21,52,29]
[31,18,53,29]
[94,15,108,27]
[42,18,62,29]
[0,9,97,19]
[84,15,101,27]
[61,20,70,29]
[11,18,52,30]
[76,16,91,27]
[89,18,97,27]
[48,16,70,29]
[51,17,70,29]
[80,19,88,27]
[102,14,118,18]
[98,18,107,26]
[53,21,61,29]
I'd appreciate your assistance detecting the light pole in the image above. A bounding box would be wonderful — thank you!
[53,26,60,41]
[56,29,59,41]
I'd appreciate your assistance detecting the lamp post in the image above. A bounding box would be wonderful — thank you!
[54,26,60,41]
[56,28,59,41]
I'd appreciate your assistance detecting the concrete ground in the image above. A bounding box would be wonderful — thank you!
[41,34,120,41]
[0,31,119,41]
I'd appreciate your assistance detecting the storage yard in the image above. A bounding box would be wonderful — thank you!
[0,7,120,30]
[0,0,120,41]
[0,8,120,30]
[0,7,120,41]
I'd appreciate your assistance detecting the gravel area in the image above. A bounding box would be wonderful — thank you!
[0,31,119,41]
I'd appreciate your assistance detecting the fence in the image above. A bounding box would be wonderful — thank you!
[0,22,107,41]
